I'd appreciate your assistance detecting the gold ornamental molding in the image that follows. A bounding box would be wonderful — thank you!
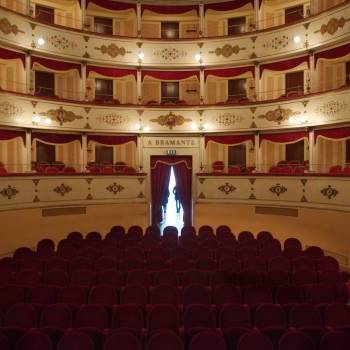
[0,18,24,35]
[258,106,301,123]
[39,107,84,125]
[0,101,23,118]
[0,185,19,199]
[209,44,246,58]
[218,183,236,195]
[269,184,288,197]
[314,17,350,35]
[151,112,192,130]
[320,185,339,199]
[95,44,131,58]
[106,183,125,194]
[53,184,72,196]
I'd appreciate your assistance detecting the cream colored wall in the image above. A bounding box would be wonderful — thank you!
[260,0,310,29]
[0,203,148,255]
[195,203,350,264]
[86,4,137,37]
[141,10,199,39]
[32,0,81,29]
[314,137,346,172]
[0,58,26,93]
[204,4,254,37]
[0,138,26,173]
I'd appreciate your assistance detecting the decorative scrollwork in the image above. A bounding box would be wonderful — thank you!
[0,18,24,35]
[0,185,19,199]
[106,183,125,195]
[95,44,131,58]
[53,184,72,196]
[258,106,301,123]
[218,183,236,195]
[216,112,243,127]
[153,47,188,61]
[320,185,338,199]
[314,17,350,35]
[210,44,245,58]
[151,112,191,130]
[0,101,23,118]
[316,101,349,118]
[40,107,84,125]
[269,184,287,197]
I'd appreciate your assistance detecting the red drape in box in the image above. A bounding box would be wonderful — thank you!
[86,0,136,11]
[0,130,26,145]
[151,156,192,226]
[86,65,137,79]
[204,0,254,12]
[314,127,350,142]
[205,134,255,147]
[259,131,308,145]
[31,56,82,76]
[0,47,25,67]
[204,66,255,80]
[260,56,309,77]
[314,43,350,66]
[142,4,199,15]
[142,70,200,81]
[32,132,82,145]
[87,134,137,145]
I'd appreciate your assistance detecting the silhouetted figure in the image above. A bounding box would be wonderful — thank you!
[173,186,180,213]
[162,188,170,215]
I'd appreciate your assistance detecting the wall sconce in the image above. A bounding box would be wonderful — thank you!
[195,53,203,65]
[37,38,45,46]
[135,123,150,132]
[191,122,209,131]
[137,52,144,65]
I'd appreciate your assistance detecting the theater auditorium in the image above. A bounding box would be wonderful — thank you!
[0,0,349,349]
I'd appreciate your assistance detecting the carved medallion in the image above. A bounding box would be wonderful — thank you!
[153,47,188,61]
[314,17,350,35]
[45,34,78,50]
[0,18,24,35]
[210,44,245,58]
[258,106,301,123]
[0,101,23,118]
[269,184,287,196]
[53,184,72,196]
[218,183,236,195]
[95,44,131,58]
[97,113,129,126]
[40,107,83,125]
[106,183,125,194]
[320,185,338,199]
[0,185,19,199]
[151,112,191,130]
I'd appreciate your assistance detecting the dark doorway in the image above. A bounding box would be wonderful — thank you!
[161,22,179,39]
[94,17,113,35]
[36,141,55,163]
[35,71,55,97]
[228,17,246,35]
[95,145,114,166]
[36,5,54,24]
[228,144,246,167]
[95,78,114,101]
[161,82,179,103]
[285,71,304,95]
[151,155,192,227]
[286,140,305,162]
[285,5,303,24]
[228,79,246,100]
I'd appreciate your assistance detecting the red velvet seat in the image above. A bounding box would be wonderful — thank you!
[243,286,273,306]
[237,331,273,350]
[0,286,25,312]
[153,270,179,286]
[264,270,290,287]
[57,285,87,306]
[3,303,38,329]
[147,331,183,350]
[15,330,53,350]
[57,330,94,350]
[75,304,109,329]
[320,330,350,350]
[127,270,152,287]
[104,332,142,350]
[212,284,241,306]
[182,270,208,287]
[112,304,144,337]
[150,285,180,305]
[210,270,235,286]
[26,286,57,305]
[40,304,73,329]
[70,270,96,287]
[147,304,179,336]
[279,330,316,350]
[323,304,350,331]
[316,256,339,272]
[189,331,227,350]
[120,285,148,307]
[183,285,211,306]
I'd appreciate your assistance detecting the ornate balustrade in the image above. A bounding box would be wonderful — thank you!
[0,86,349,133]
[0,3,349,67]
[0,174,147,210]
[196,174,350,212]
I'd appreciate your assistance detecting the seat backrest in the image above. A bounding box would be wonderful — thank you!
[104,332,142,350]
[279,330,316,350]
[75,304,109,329]
[254,304,287,328]
[212,284,241,305]
[40,304,73,328]
[183,284,211,306]
[57,330,94,350]
[324,304,350,327]
[189,331,227,350]
[150,285,180,305]
[88,285,117,305]
[184,304,216,330]
[237,331,273,350]
[120,285,148,306]
[219,304,251,329]
[26,285,56,305]
[182,270,208,287]
[15,330,53,350]
[289,303,323,327]
[147,304,179,334]
[320,330,350,350]
[4,303,38,328]
[243,286,273,305]
[57,285,86,305]
[147,331,183,350]
[112,304,144,331]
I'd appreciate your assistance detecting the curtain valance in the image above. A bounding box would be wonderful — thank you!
[87,65,137,79]
[0,130,26,145]
[314,127,350,142]
[0,47,25,67]
[32,132,82,145]
[204,0,254,12]
[86,0,136,11]
[142,70,200,81]
[142,4,199,15]
[32,56,81,76]
[260,56,309,77]
[315,43,350,66]
[205,134,254,147]
[259,131,308,145]
[87,134,137,146]
[204,66,255,80]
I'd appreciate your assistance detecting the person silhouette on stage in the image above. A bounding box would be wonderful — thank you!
[173,186,180,213]
[162,188,170,216]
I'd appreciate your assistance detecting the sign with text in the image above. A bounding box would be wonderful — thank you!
[143,137,200,148]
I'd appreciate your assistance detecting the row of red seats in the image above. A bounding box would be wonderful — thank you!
[329,165,350,174]
[2,269,346,289]
[0,303,349,350]
[3,327,349,350]
[0,284,347,310]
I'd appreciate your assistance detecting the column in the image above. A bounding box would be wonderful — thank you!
[199,68,205,104]
[81,0,86,30]
[254,63,260,101]
[308,52,316,93]
[254,133,260,171]
[199,3,204,37]
[254,0,260,30]
[25,52,32,94]
[81,62,87,101]
[137,1,142,38]
[137,68,142,104]
[308,129,314,171]
[200,135,205,172]
[26,130,31,172]
[137,135,143,171]
[82,134,87,172]
[26,0,32,16]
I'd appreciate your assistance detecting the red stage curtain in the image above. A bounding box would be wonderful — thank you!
[86,0,136,11]
[0,47,25,67]
[151,156,192,225]
[205,134,254,147]
[315,43,350,66]
[86,65,137,79]
[173,159,192,226]
[204,0,253,12]
[260,56,309,77]
[142,4,199,15]
[260,131,308,145]
[87,134,137,145]
[204,66,255,80]
[142,70,200,81]
[0,130,26,145]
[151,160,172,224]
[314,127,350,142]
[32,132,82,145]
[31,56,82,76]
